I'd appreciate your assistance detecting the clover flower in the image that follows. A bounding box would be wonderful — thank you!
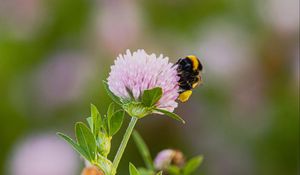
[58,49,200,175]
[107,49,180,113]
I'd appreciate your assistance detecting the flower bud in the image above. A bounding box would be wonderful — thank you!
[97,132,112,157]
[154,149,185,171]
[81,166,104,175]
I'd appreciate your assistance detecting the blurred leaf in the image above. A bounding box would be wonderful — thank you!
[138,168,154,175]
[0,0,91,77]
[155,108,185,124]
[129,163,141,175]
[103,81,122,105]
[156,171,163,175]
[133,131,154,170]
[75,122,97,161]
[57,132,90,161]
[183,155,204,175]
[142,0,231,34]
[168,165,181,175]
[142,87,163,107]
[109,110,125,136]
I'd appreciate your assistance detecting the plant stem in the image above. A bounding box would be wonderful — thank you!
[112,117,138,172]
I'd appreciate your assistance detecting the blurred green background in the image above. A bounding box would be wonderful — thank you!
[0,0,299,174]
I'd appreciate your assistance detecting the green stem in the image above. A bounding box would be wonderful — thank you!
[112,117,138,172]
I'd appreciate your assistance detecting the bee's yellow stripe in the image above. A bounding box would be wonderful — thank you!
[187,55,199,71]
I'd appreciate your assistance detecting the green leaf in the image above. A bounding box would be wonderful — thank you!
[91,104,102,135]
[102,115,109,134]
[109,110,125,136]
[156,171,163,175]
[183,155,204,175]
[86,117,93,130]
[129,163,140,175]
[75,122,97,161]
[57,132,90,161]
[155,108,185,124]
[107,103,115,119]
[168,165,181,175]
[142,87,163,107]
[132,131,154,170]
[103,81,122,105]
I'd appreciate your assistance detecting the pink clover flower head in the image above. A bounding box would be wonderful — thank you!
[154,149,175,170]
[107,49,179,112]
[154,149,185,170]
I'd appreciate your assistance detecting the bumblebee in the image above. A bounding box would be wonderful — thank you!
[175,55,203,102]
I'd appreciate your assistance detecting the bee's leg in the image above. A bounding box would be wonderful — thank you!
[178,90,193,102]
[191,76,201,88]
[172,58,182,68]
[175,58,182,65]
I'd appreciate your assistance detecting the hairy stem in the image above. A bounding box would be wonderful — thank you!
[112,117,138,173]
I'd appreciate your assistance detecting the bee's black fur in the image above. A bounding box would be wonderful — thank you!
[175,56,202,93]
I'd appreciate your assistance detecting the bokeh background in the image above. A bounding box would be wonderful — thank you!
[0,0,299,174]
